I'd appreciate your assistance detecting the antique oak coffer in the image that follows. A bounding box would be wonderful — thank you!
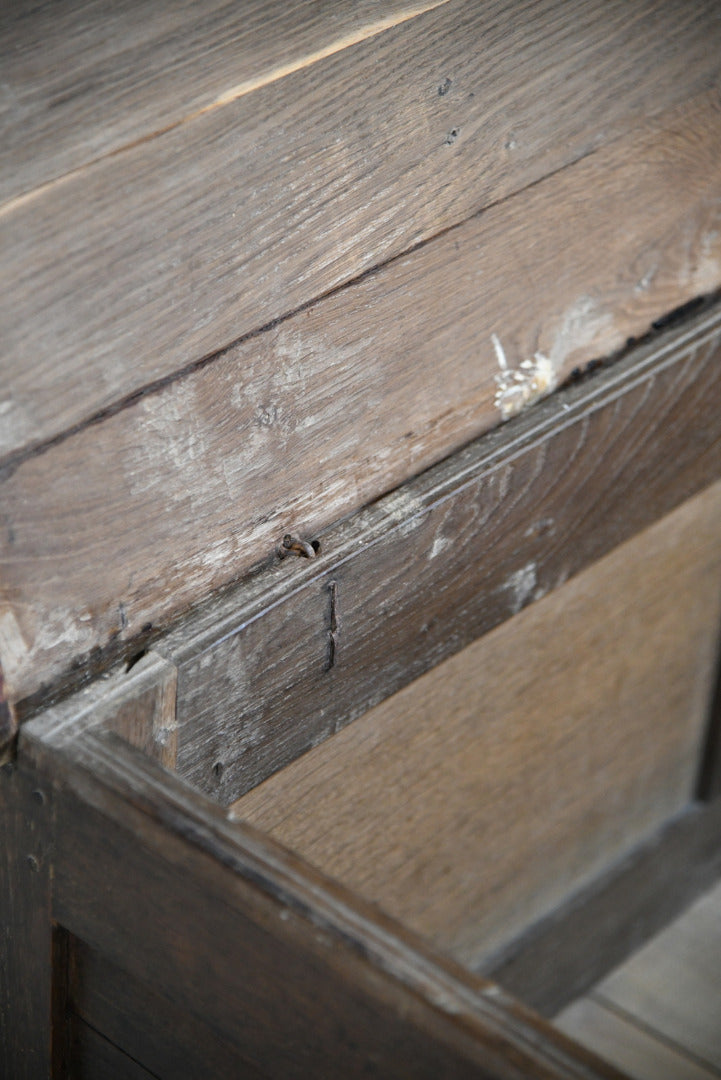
[3,2,721,1076]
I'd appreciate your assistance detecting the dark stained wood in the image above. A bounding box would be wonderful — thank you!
[232,482,721,965]
[22,718,628,1080]
[71,1020,158,1080]
[0,760,54,1078]
[696,611,721,801]
[483,800,721,1018]
[4,90,721,712]
[0,0,443,202]
[149,305,721,804]
[2,3,721,460]
[70,937,269,1078]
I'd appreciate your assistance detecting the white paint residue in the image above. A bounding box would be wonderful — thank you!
[429,535,451,560]
[492,333,556,420]
[505,562,537,615]
[0,609,29,682]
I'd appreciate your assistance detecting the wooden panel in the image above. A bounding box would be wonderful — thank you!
[0,760,54,1078]
[596,880,721,1068]
[22,721,627,1080]
[3,97,721,713]
[555,998,717,1080]
[69,937,268,1078]
[0,0,443,202]
[2,3,721,459]
[233,481,721,969]
[158,306,721,803]
[72,1020,157,1080]
[484,799,721,1017]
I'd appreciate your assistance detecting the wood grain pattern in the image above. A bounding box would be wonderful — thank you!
[555,998,717,1080]
[596,880,721,1069]
[22,719,627,1079]
[2,2,720,460]
[0,761,54,1078]
[0,0,444,203]
[153,306,721,803]
[4,95,721,713]
[232,481,721,968]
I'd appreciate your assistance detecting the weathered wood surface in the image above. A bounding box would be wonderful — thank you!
[0,0,444,203]
[142,306,721,804]
[2,2,720,460]
[0,761,54,1079]
[594,880,721,1069]
[3,93,721,714]
[233,482,721,967]
[22,720,628,1079]
[485,798,721,1017]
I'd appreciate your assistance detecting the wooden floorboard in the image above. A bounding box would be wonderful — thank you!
[555,998,719,1080]
[2,1,720,460]
[555,880,721,1077]
[595,880,721,1070]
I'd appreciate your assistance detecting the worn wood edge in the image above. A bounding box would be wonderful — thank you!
[481,799,721,1018]
[4,81,721,709]
[21,718,628,1080]
[161,300,721,666]
[11,300,721,770]
[167,300,721,797]
[3,6,721,462]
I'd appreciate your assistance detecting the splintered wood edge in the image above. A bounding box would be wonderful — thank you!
[12,301,721,775]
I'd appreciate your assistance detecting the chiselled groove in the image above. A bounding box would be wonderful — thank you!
[132,306,721,804]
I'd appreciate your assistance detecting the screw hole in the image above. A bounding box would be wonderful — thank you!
[212,761,224,781]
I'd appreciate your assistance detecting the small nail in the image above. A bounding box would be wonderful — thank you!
[278,534,317,559]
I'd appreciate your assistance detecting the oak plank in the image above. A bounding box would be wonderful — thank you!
[3,92,721,710]
[2,2,721,459]
[0,0,443,203]
[232,482,721,967]
[555,998,718,1080]
[22,721,627,1079]
[596,881,721,1069]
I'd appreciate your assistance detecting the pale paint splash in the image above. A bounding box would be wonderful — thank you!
[491,334,556,420]
[505,562,538,615]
